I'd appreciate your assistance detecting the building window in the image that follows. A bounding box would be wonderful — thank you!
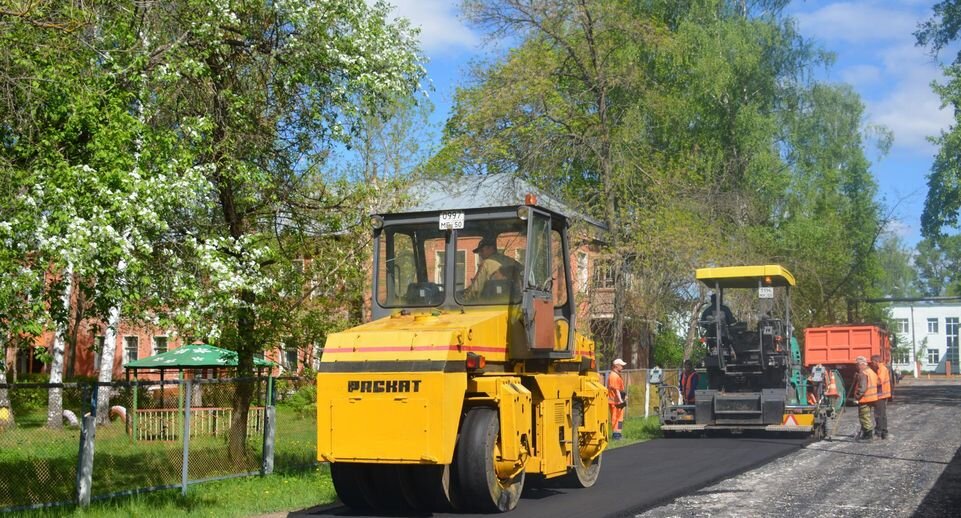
[895,318,909,334]
[947,317,960,365]
[927,318,939,334]
[435,250,467,292]
[285,345,298,370]
[124,336,139,362]
[927,348,941,364]
[577,252,588,294]
[153,336,168,355]
[593,259,616,289]
[894,349,910,364]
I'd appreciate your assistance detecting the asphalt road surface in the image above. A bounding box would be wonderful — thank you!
[282,379,960,518]
[289,435,808,518]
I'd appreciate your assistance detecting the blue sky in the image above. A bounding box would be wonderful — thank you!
[388,0,952,246]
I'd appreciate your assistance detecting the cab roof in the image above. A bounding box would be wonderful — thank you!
[695,265,796,288]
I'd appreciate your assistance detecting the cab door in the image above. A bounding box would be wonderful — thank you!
[523,210,554,350]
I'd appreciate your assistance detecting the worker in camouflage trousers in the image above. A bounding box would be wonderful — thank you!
[853,356,879,442]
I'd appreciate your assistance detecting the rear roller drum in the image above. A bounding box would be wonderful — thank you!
[456,407,525,513]
[330,462,372,511]
[403,464,458,512]
[364,464,411,513]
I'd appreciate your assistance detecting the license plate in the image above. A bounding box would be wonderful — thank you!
[439,211,464,230]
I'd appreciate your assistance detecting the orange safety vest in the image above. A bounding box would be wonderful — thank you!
[608,370,625,405]
[680,371,698,403]
[824,370,839,397]
[859,368,879,404]
[876,364,892,400]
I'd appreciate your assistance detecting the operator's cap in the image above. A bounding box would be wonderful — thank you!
[855,355,867,364]
[613,358,627,366]
[871,354,882,362]
[473,237,496,253]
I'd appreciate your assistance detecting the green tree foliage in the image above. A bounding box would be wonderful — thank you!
[434,0,887,357]
[1,0,425,451]
[916,1,961,302]
[876,234,921,298]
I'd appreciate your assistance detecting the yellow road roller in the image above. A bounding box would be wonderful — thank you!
[316,200,608,513]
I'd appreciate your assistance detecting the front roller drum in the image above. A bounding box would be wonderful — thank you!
[331,463,457,513]
[565,399,602,487]
[457,407,526,513]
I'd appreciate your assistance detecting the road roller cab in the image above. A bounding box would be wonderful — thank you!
[316,200,609,513]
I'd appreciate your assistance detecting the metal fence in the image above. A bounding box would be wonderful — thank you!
[601,368,688,418]
[0,376,317,512]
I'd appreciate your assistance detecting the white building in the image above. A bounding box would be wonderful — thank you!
[889,302,961,374]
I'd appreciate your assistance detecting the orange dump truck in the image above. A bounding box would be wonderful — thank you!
[803,325,892,396]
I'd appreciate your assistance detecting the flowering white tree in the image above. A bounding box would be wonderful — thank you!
[130,0,425,460]
[0,3,211,425]
[1,1,424,447]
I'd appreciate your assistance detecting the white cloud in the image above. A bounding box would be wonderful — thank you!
[790,2,952,156]
[794,2,918,44]
[866,42,952,156]
[385,0,479,54]
[840,64,882,86]
[885,219,913,239]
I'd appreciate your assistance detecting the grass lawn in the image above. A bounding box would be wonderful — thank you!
[608,415,662,449]
[1,406,319,513]
[4,409,658,518]
[10,465,335,518]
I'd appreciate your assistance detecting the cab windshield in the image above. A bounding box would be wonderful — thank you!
[455,219,527,305]
[376,223,447,307]
[374,218,528,307]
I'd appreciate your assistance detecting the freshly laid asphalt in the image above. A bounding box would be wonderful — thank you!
[291,434,809,518]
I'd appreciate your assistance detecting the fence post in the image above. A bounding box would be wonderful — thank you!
[262,405,276,476]
[181,380,192,496]
[644,379,651,418]
[76,384,98,506]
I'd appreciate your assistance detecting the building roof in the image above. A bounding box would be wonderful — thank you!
[124,343,275,370]
[405,174,607,230]
[696,264,796,288]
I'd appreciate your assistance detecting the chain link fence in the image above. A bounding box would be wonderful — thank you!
[0,382,90,510]
[601,368,687,418]
[0,376,317,512]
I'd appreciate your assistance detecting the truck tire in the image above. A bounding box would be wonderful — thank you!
[565,399,602,487]
[456,407,525,512]
[330,462,372,510]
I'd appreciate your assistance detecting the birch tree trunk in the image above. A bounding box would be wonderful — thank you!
[0,346,13,430]
[95,305,120,425]
[47,267,73,429]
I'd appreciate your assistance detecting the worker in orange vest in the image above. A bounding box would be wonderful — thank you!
[680,360,699,405]
[852,356,879,441]
[870,354,892,440]
[824,369,839,398]
[608,359,627,440]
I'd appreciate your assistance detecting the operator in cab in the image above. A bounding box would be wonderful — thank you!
[463,236,521,301]
[700,293,735,326]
